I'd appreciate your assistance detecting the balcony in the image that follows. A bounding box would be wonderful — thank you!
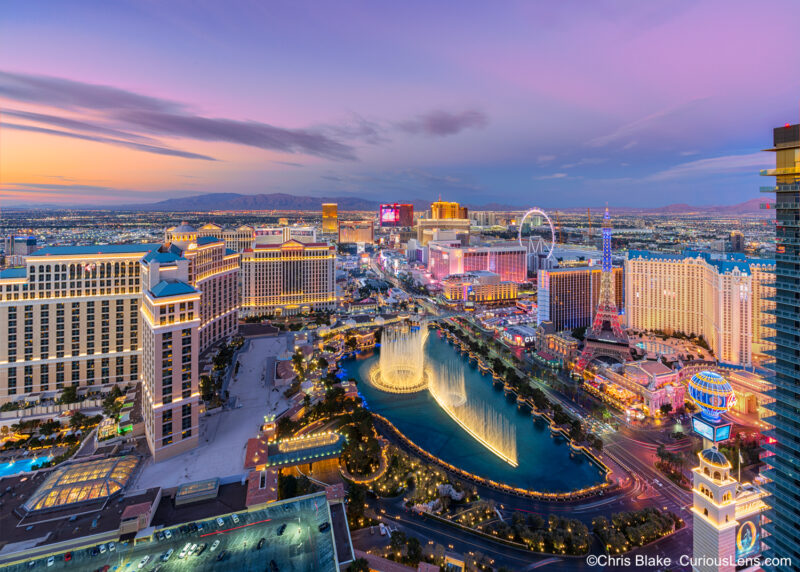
[765,307,800,320]
[761,167,800,176]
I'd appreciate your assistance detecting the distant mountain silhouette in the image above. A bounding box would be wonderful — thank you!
[6,192,772,214]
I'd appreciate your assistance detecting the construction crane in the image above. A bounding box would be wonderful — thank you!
[587,208,592,235]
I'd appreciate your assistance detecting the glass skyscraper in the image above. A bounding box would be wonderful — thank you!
[761,122,800,568]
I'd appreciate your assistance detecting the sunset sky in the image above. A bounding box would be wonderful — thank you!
[1,1,799,207]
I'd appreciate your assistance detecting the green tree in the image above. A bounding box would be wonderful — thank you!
[348,558,370,572]
[59,385,79,404]
[406,537,422,565]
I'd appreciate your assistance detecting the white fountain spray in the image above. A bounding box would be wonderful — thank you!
[369,325,429,393]
[428,359,518,467]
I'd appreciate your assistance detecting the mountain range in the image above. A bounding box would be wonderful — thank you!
[110,193,770,215]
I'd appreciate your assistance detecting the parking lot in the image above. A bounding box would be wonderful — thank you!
[9,495,339,572]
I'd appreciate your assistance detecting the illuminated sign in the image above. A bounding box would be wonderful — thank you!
[735,516,761,560]
[380,205,400,226]
[692,414,732,443]
[692,417,714,441]
[715,423,731,442]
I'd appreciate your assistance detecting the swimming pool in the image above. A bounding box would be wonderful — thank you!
[0,455,52,477]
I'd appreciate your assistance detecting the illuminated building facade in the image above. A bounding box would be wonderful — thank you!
[428,243,526,283]
[0,244,158,404]
[162,225,241,350]
[254,226,318,244]
[338,220,374,244]
[536,266,624,330]
[440,271,518,307]
[166,222,255,252]
[430,200,467,219]
[241,240,335,316]
[761,122,800,567]
[416,218,471,245]
[139,249,200,462]
[625,250,775,367]
[322,203,338,234]
[379,203,414,227]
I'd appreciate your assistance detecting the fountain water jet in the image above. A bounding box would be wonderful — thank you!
[369,325,429,393]
[428,359,518,467]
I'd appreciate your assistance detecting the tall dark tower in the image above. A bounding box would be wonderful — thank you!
[575,208,631,369]
[761,122,800,569]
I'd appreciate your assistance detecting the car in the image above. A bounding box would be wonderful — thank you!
[161,548,174,562]
[156,531,165,541]
[196,543,207,556]
[99,544,107,554]
[90,547,100,557]
[197,522,204,532]
[108,541,116,552]
[231,513,240,524]
[269,560,279,572]
[138,555,150,569]
[164,529,172,540]
[216,517,225,527]
[257,538,265,550]
[26,561,35,568]
[179,543,192,559]
[189,543,198,555]
[216,550,228,562]
[210,539,221,552]
[64,552,72,562]
[47,557,54,568]
[318,522,330,532]
[277,524,287,536]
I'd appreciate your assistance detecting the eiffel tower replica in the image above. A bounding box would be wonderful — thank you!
[575,208,632,370]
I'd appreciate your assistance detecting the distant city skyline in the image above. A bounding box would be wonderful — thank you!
[1,1,799,207]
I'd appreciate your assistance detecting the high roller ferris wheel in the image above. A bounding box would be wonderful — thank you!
[517,208,555,259]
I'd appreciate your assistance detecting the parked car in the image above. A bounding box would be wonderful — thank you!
[138,555,150,569]
[64,552,72,562]
[46,557,54,568]
[196,543,207,556]
[164,529,172,540]
[216,517,225,528]
[277,524,287,536]
[257,538,265,550]
[108,542,116,552]
[216,550,228,562]
[99,544,107,554]
[318,522,330,533]
[179,543,191,559]
[231,513,240,524]
[161,549,174,562]
[210,539,221,552]
[269,560,279,572]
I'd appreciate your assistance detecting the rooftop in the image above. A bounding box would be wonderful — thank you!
[0,267,26,279]
[29,243,160,257]
[627,249,774,275]
[149,280,198,298]
[22,456,139,513]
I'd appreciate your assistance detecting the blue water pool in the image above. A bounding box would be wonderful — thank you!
[0,456,52,477]
[340,332,605,493]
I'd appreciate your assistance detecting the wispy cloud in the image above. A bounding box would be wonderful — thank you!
[536,172,569,180]
[4,122,217,160]
[0,70,357,161]
[536,154,556,164]
[587,98,707,148]
[647,152,771,181]
[397,109,488,137]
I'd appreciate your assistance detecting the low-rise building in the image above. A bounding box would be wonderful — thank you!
[441,271,518,307]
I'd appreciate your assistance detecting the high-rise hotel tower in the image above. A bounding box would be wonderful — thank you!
[761,122,800,567]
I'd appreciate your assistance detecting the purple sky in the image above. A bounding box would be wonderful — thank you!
[1,1,799,207]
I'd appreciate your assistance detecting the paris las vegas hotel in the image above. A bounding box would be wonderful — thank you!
[0,222,335,462]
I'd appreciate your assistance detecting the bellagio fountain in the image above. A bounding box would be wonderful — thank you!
[369,325,518,466]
